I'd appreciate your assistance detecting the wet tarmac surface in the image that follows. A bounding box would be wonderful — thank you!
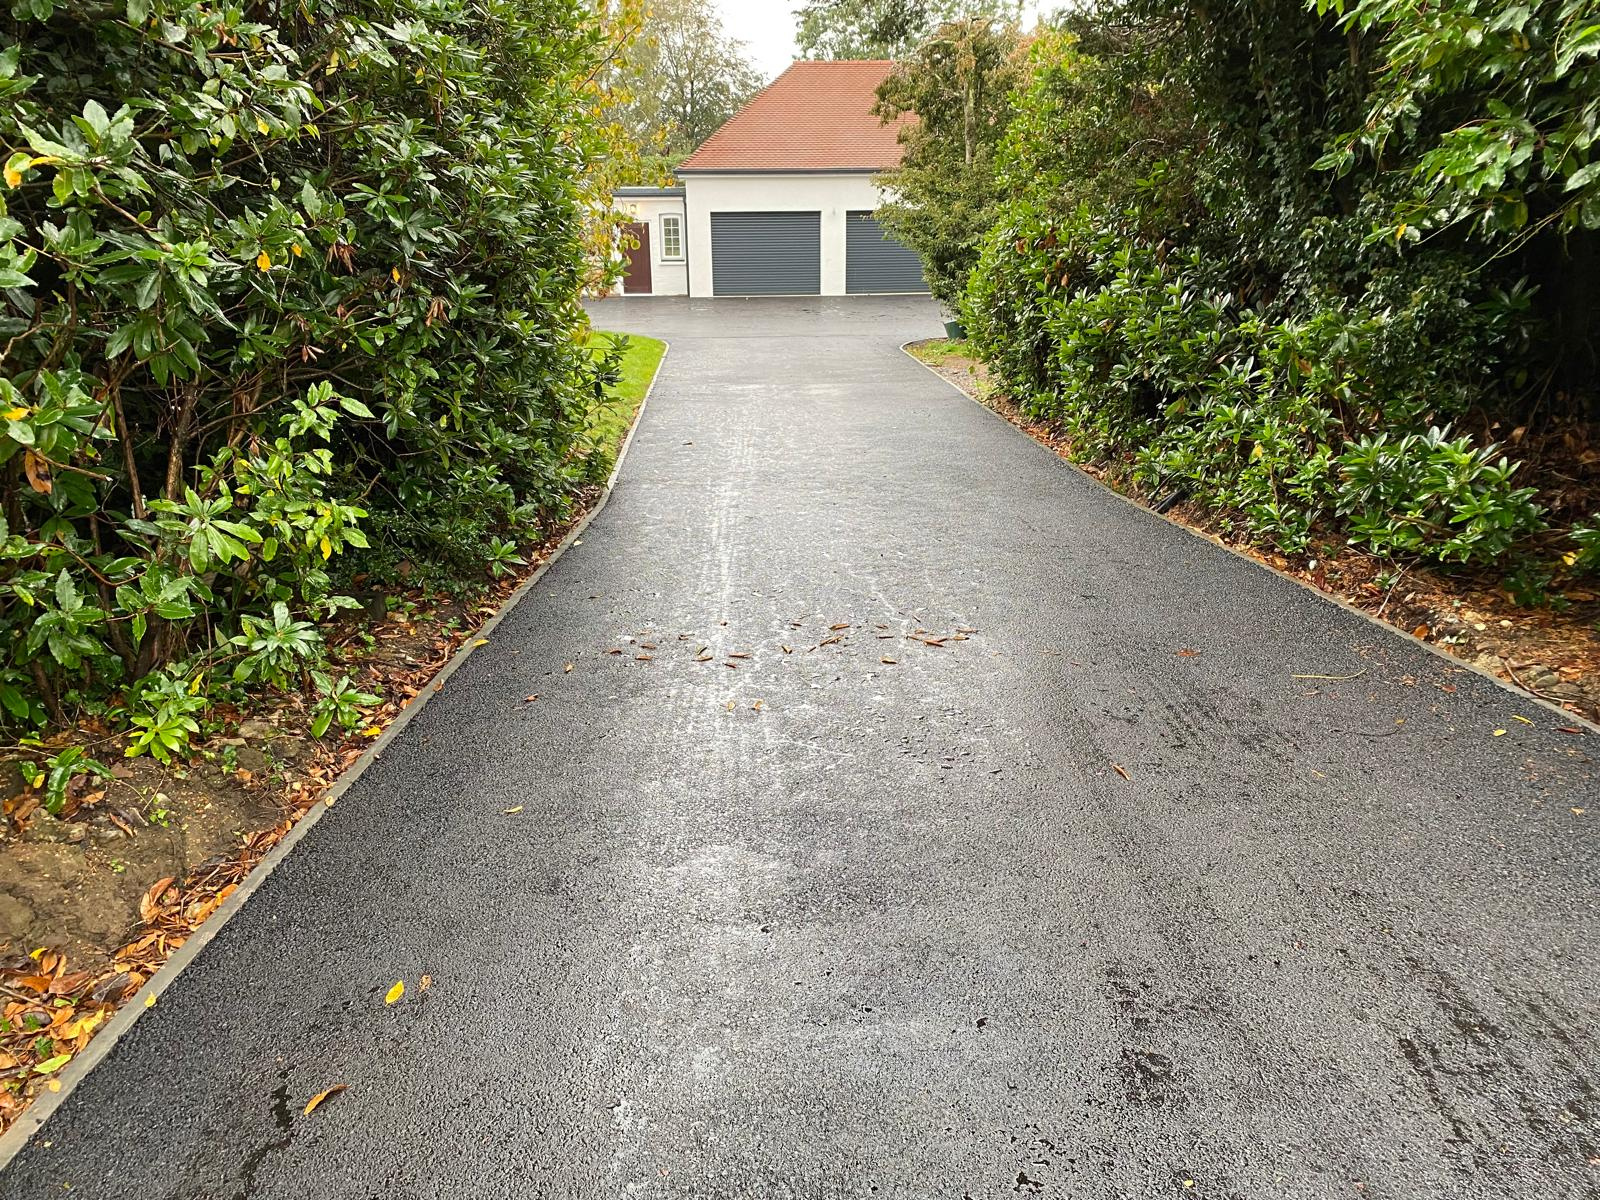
[5,296,1597,1198]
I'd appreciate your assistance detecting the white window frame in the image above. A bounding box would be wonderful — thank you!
[659,213,684,262]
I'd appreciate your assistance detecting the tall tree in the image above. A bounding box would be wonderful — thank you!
[609,0,764,170]
[797,0,1022,60]
[873,17,1024,306]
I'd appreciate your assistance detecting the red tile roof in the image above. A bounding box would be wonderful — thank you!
[677,60,909,173]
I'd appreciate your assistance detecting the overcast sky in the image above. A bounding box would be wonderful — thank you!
[712,1,1057,80]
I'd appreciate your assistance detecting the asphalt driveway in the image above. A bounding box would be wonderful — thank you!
[3,296,1597,1198]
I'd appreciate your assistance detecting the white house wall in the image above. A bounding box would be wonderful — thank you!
[683,173,890,297]
[612,195,688,296]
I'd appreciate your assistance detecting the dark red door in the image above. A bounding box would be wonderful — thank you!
[622,221,652,294]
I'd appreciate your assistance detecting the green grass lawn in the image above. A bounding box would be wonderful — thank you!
[906,337,969,366]
[588,330,666,457]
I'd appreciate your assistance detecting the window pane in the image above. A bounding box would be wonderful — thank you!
[661,215,682,260]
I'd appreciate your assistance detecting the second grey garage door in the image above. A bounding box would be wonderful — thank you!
[710,211,821,296]
[845,212,927,294]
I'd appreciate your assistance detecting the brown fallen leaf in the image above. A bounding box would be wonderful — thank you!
[635,654,652,662]
[419,974,433,990]
[1175,648,1199,657]
[1412,624,1430,639]
[1556,726,1584,735]
[140,877,175,923]
[303,1084,347,1116]
[752,700,764,711]
[1111,764,1131,780]
[727,652,751,660]
[955,626,977,634]
[523,694,539,703]
[881,656,897,664]
[829,623,850,631]
[563,662,573,673]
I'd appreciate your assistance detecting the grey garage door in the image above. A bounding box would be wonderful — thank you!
[710,211,821,296]
[845,212,927,294]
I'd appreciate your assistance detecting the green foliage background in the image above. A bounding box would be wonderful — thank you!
[0,0,622,751]
[921,0,1600,583]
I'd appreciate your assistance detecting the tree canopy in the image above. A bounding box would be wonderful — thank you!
[797,0,1022,60]
[605,0,763,176]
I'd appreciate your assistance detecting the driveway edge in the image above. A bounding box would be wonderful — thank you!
[899,340,1600,736]
[0,341,670,1171]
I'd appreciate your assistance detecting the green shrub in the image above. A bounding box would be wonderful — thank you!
[0,0,621,739]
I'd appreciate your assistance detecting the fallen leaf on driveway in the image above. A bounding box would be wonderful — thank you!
[523,694,539,703]
[1111,764,1131,780]
[473,639,488,647]
[1557,726,1584,735]
[563,663,573,673]
[881,656,896,664]
[504,806,523,814]
[1511,715,1532,724]
[385,980,405,1005]
[303,1084,346,1116]
[829,623,849,631]
[1175,648,1198,657]
[1291,670,1367,681]
[1492,729,1507,737]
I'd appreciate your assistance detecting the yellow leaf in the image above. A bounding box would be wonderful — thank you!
[319,535,332,559]
[303,1083,346,1115]
[30,773,44,789]
[145,992,156,1008]
[3,165,21,188]
[3,406,29,420]
[1492,729,1507,737]
[34,1053,70,1075]
[1512,715,1532,725]
[257,250,273,271]
[47,1079,61,1093]
[291,243,303,257]
[256,117,270,135]
[361,726,381,737]
[391,267,401,283]
[473,638,488,646]
[1565,551,1580,567]
[503,805,523,814]
[384,980,405,1005]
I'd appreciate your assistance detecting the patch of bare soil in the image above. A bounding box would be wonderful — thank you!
[907,339,1600,725]
[0,502,593,1133]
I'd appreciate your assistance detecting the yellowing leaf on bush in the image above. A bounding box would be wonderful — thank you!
[291,242,303,257]
[384,980,405,1005]
[256,251,271,270]
[391,267,401,283]
[319,536,332,559]
[3,406,28,420]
